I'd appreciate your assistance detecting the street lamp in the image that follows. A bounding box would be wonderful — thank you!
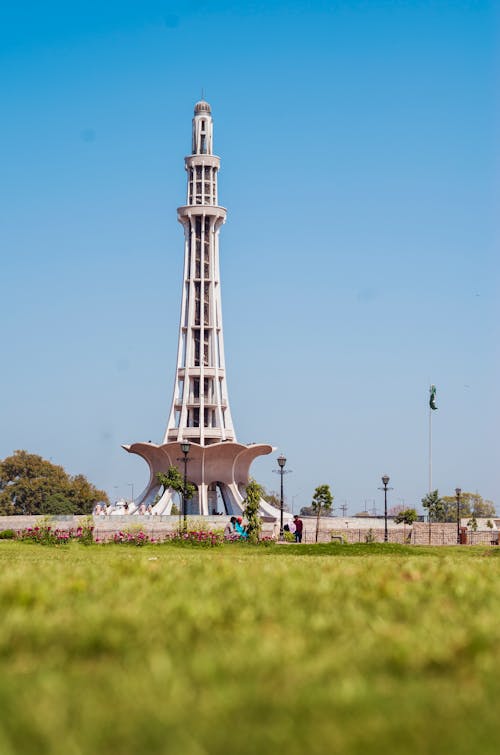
[180,441,191,531]
[379,475,392,543]
[455,487,462,545]
[276,454,286,539]
[128,483,134,505]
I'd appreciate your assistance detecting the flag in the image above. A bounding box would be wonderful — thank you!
[429,385,437,410]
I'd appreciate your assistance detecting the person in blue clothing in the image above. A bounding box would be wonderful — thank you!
[234,516,248,539]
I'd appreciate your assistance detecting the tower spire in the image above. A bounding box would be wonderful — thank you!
[165,99,234,446]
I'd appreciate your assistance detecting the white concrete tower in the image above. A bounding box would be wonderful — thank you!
[165,100,235,446]
[123,101,277,518]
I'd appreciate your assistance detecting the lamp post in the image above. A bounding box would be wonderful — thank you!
[379,475,392,543]
[277,454,286,539]
[455,487,461,545]
[180,441,191,531]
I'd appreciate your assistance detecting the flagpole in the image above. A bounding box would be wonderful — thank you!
[429,401,432,493]
[428,384,437,493]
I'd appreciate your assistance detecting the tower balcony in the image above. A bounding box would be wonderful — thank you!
[174,395,227,408]
[177,205,226,223]
[182,427,223,439]
[185,154,221,170]
[176,367,219,378]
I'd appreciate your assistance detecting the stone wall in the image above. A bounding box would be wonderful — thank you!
[0,514,279,540]
[300,518,499,545]
[0,515,497,545]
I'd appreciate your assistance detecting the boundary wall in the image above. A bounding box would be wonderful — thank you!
[0,516,497,545]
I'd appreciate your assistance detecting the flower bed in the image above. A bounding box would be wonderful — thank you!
[16,523,94,545]
[107,529,224,547]
[13,524,275,547]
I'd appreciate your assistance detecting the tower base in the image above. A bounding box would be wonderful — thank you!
[121,441,280,517]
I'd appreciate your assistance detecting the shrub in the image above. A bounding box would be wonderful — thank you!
[167,530,224,547]
[112,530,150,546]
[242,479,263,543]
[0,529,15,539]
[15,520,94,545]
[108,529,224,547]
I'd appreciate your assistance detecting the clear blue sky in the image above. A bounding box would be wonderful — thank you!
[1,0,498,514]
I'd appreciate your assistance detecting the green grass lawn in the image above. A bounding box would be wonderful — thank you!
[1,541,500,754]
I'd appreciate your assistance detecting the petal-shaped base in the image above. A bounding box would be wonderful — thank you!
[121,441,279,517]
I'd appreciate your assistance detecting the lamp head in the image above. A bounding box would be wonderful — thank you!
[382,475,390,486]
[277,454,287,469]
[181,441,191,455]
[455,487,461,498]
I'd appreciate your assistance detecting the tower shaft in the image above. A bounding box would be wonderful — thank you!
[165,101,235,446]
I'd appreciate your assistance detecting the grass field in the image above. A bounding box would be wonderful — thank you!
[1,541,500,754]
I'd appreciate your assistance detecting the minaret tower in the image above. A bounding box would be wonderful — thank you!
[123,101,277,517]
[165,100,235,446]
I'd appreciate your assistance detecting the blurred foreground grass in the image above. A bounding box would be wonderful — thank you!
[1,541,500,754]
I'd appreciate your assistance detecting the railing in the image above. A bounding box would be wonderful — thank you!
[174,396,227,407]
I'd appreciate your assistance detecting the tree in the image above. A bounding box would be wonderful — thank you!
[299,505,315,516]
[0,450,108,515]
[440,493,496,522]
[156,466,196,510]
[421,490,445,544]
[243,479,263,544]
[261,487,289,512]
[300,503,334,517]
[40,493,75,515]
[472,496,496,517]
[388,504,405,517]
[467,513,478,532]
[394,508,418,544]
[311,484,334,543]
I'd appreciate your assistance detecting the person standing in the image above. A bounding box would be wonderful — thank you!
[293,515,303,543]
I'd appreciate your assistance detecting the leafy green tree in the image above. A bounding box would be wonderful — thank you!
[299,505,315,516]
[467,513,478,532]
[261,487,289,512]
[394,508,418,526]
[440,493,496,522]
[472,496,496,517]
[0,450,108,515]
[243,479,263,544]
[40,493,75,515]
[300,503,335,517]
[156,466,196,508]
[394,508,418,543]
[311,484,334,543]
[421,490,445,544]
[67,474,108,514]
